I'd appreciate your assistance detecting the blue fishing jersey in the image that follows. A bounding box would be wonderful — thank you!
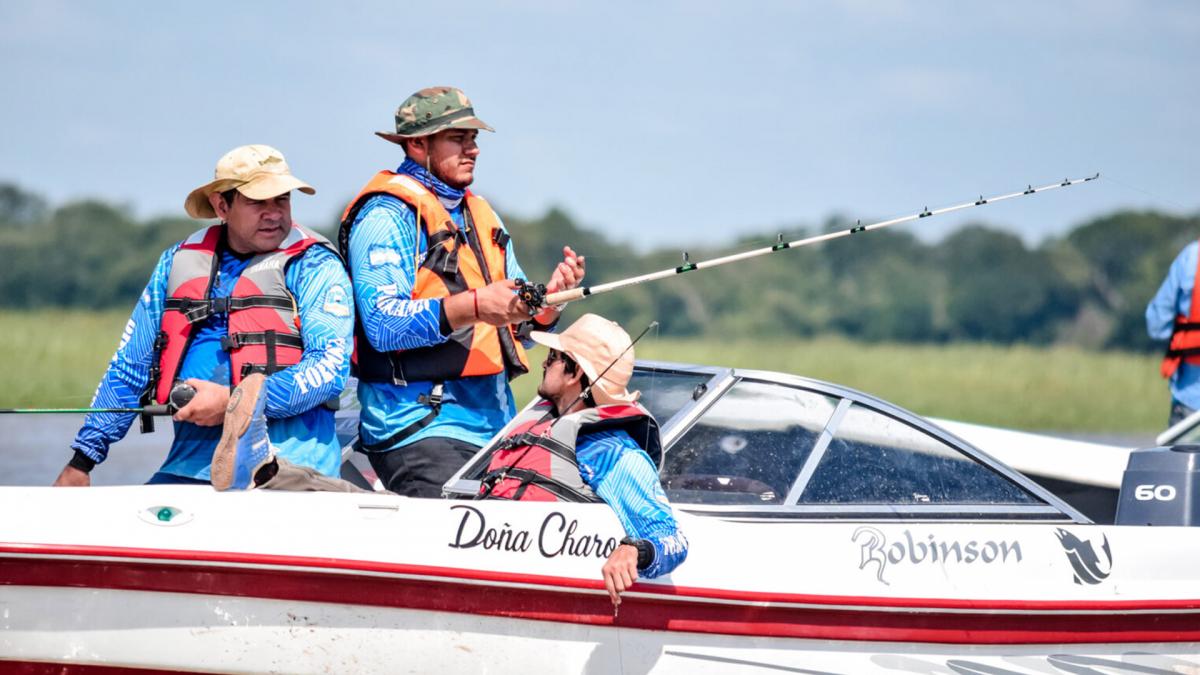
[71,238,354,481]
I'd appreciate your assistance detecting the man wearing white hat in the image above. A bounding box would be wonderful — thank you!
[53,144,354,488]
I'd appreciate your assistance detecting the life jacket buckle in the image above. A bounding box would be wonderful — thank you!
[417,382,445,412]
[220,333,242,351]
[209,296,231,315]
[175,297,210,324]
[492,228,511,249]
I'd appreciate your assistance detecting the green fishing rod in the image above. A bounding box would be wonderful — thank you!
[0,383,196,416]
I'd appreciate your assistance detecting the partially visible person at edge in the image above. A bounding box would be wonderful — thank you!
[1147,238,1200,427]
[337,86,585,497]
[52,145,354,487]
[212,313,688,605]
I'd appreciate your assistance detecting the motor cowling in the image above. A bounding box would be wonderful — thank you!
[1114,445,1200,526]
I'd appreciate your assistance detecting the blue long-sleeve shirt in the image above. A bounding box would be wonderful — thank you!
[72,231,355,480]
[576,429,688,579]
[1147,240,1200,408]
[347,159,533,451]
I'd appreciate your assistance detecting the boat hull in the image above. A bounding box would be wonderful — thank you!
[2,486,1200,673]
[4,584,1200,675]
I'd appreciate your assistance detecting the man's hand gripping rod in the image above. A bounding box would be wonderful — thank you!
[517,174,1100,312]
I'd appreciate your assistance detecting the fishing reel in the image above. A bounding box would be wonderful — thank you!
[515,279,548,314]
[138,382,197,433]
[142,382,198,417]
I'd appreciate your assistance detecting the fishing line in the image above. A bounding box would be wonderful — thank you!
[1102,173,1193,213]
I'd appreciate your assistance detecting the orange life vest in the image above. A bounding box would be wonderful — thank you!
[144,224,331,405]
[337,171,529,385]
[1163,245,1200,378]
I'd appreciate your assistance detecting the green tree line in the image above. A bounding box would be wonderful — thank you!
[1,182,1196,351]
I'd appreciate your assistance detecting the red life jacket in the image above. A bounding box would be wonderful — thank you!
[337,171,530,385]
[1163,243,1200,378]
[478,401,662,502]
[144,224,333,405]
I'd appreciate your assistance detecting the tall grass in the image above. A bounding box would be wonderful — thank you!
[0,310,1169,433]
[0,309,127,408]
[511,338,1166,434]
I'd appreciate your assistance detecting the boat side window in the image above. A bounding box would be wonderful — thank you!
[660,380,838,505]
[799,404,1040,505]
[627,370,714,425]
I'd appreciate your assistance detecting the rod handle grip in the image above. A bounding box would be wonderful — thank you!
[545,288,584,305]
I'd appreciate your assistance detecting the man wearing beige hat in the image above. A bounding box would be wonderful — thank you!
[53,144,354,487]
[477,313,689,603]
[336,86,587,497]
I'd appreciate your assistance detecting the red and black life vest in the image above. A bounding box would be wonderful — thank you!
[337,171,530,386]
[1163,243,1200,378]
[143,224,333,406]
[477,401,662,502]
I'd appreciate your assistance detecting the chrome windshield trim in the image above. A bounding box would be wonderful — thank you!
[785,397,851,504]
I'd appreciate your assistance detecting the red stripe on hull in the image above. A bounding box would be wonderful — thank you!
[2,544,1199,645]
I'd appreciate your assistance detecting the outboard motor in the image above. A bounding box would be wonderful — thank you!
[1114,445,1200,525]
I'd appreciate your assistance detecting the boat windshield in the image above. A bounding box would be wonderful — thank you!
[626,369,712,424]
[660,376,1045,510]
[660,381,837,504]
[799,403,1042,505]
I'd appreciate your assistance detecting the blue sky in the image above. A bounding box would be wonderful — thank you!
[1,1,1197,249]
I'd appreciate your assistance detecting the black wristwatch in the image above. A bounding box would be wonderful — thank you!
[620,536,653,570]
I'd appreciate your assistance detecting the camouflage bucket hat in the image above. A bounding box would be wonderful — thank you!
[375,86,494,144]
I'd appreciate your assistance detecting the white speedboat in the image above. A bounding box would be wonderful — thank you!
[2,362,1198,674]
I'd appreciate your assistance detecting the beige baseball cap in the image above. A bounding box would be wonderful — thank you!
[530,313,639,406]
[184,144,315,219]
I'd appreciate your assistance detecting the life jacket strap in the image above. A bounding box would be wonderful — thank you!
[1166,345,1200,359]
[221,331,304,351]
[497,432,579,466]
[166,295,295,324]
[478,466,596,503]
[359,382,446,452]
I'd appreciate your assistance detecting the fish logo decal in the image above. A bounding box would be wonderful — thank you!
[1054,528,1113,585]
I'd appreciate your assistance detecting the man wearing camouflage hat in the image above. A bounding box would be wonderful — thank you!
[338,86,586,497]
[54,145,354,488]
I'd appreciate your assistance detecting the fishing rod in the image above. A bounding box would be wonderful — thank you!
[517,174,1101,310]
[0,383,196,416]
